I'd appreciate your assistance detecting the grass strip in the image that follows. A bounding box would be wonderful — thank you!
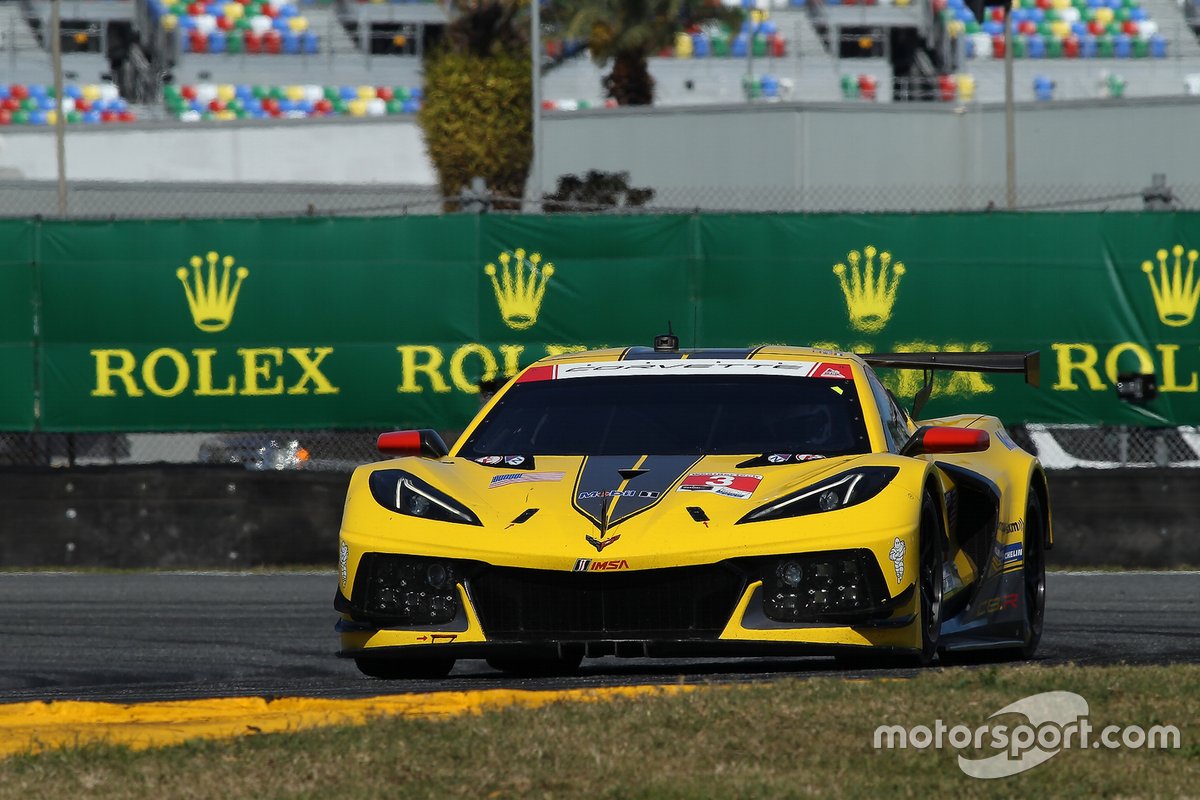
[0,663,1195,799]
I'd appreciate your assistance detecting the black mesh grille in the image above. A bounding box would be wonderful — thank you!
[468,564,746,640]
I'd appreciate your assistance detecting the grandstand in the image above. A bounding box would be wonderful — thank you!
[2,0,1200,123]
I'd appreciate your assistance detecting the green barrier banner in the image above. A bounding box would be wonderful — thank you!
[0,221,35,429]
[18,213,1200,431]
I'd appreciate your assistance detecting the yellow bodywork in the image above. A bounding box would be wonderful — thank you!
[337,346,1047,658]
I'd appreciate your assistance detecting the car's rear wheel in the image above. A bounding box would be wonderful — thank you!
[486,652,584,676]
[913,492,944,666]
[354,655,455,680]
[1012,490,1046,659]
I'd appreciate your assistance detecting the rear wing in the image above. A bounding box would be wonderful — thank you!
[861,351,1040,417]
[862,351,1040,386]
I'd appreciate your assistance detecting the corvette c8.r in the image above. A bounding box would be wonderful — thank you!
[335,344,1048,678]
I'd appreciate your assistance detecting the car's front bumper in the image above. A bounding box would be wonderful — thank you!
[335,562,923,659]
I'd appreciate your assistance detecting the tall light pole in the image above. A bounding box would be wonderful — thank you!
[529,0,542,211]
[1004,3,1015,210]
[51,0,67,215]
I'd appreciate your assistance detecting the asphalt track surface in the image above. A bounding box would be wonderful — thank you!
[0,571,1196,704]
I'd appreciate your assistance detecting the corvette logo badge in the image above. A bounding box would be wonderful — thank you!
[585,533,621,552]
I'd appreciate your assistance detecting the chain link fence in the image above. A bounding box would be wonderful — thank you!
[2,179,1198,218]
[1,425,1197,472]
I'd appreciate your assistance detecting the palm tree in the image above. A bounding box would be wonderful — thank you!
[419,0,532,209]
[549,0,738,106]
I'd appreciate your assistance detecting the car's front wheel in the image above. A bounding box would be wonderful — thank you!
[914,492,945,666]
[354,655,455,680]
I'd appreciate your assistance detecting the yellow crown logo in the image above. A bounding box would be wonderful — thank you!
[1141,244,1200,327]
[176,251,249,333]
[832,245,906,334]
[484,248,555,330]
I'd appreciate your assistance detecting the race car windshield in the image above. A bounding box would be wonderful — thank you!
[460,375,870,457]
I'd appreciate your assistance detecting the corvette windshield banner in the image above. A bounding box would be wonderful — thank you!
[0,212,1198,431]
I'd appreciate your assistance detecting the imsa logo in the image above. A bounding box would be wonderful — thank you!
[573,558,630,572]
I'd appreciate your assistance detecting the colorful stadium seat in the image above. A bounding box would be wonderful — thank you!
[1,84,135,125]
[944,0,1169,60]
[166,83,424,120]
[152,0,318,55]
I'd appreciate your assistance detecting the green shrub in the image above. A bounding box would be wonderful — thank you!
[419,49,532,211]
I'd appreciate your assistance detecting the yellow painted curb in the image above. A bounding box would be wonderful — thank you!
[0,684,695,759]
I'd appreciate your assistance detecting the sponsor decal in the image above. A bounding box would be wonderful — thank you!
[572,454,701,530]
[573,558,629,572]
[677,472,763,500]
[484,248,555,331]
[414,633,459,643]
[889,536,906,583]
[338,539,348,588]
[577,489,661,500]
[488,471,565,488]
[999,518,1024,534]
[1002,542,1024,568]
[516,359,854,385]
[942,559,964,595]
[832,245,906,334]
[584,533,621,552]
[972,592,1019,619]
[476,455,535,469]
[814,362,853,380]
[774,453,825,464]
[737,453,827,468]
[555,360,824,379]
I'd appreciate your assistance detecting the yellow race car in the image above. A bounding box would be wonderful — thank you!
[335,340,1049,678]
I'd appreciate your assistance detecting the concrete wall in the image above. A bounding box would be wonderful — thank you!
[0,467,346,568]
[2,97,1197,210]
[1,467,1196,568]
[0,116,437,185]
[540,97,1200,209]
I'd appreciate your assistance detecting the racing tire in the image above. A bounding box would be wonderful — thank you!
[354,656,455,680]
[840,493,943,670]
[1008,490,1046,660]
[912,492,945,666]
[486,652,584,677]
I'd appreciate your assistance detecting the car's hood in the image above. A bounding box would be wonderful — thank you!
[343,451,917,567]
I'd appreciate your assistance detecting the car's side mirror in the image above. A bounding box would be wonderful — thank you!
[377,429,450,458]
[900,425,990,458]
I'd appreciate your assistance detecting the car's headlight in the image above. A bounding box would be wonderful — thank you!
[368,469,482,526]
[738,467,899,524]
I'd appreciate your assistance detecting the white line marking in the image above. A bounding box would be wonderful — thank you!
[1050,570,1200,576]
